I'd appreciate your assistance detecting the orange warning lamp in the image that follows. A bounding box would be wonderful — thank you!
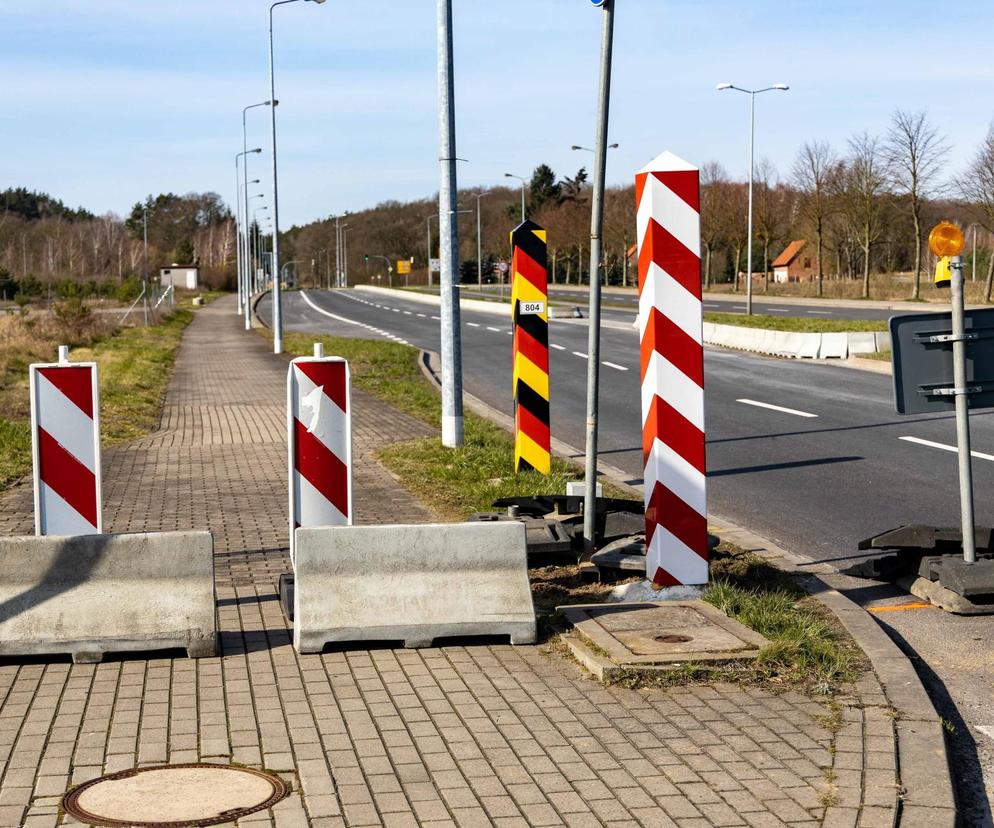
[928,221,965,258]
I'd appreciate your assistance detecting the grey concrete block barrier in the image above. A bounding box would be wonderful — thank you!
[0,531,216,663]
[293,522,537,653]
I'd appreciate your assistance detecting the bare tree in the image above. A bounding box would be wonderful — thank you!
[839,133,889,298]
[885,110,950,299]
[753,159,796,292]
[700,161,728,289]
[957,121,994,300]
[791,141,838,296]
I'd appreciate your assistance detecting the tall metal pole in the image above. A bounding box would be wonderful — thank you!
[581,0,615,556]
[950,256,976,563]
[437,0,463,447]
[343,227,350,287]
[235,160,244,315]
[745,91,755,316]
[244,103,269,330]
[267,2,293,354]
[142,205,150,327]
[335,215,342,287]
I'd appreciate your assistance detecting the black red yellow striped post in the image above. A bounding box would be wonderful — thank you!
[510,219,551,474]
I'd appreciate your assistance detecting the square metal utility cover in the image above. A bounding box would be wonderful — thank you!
[559,602,769,667]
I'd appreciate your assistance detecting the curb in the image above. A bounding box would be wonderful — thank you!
[418,347,957,827]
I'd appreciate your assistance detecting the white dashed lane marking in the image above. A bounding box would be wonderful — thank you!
[602,361,628,371]
[550,344,565,351]
[737,398,818,418]
[899,436,994,462]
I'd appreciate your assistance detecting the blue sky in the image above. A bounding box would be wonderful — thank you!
[1,1,991,227]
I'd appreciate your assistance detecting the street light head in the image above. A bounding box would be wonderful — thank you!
[570,145,582,151]
[716,83,733,91]
[504,173,514,178]
[608,143,620,149]
[307,0,326,4]
[773,83,789,90]
[251,148,263,154]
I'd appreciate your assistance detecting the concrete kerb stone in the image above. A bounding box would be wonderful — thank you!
[0,531,216,663]
[417,346,956,826]
[292,522,537,653]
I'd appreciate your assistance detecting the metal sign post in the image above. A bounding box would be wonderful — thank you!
[949,254,976,563]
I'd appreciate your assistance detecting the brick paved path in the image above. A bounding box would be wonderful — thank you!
[0,298,896,827]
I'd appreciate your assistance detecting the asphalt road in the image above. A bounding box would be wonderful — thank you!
[429,284,921,321]
[262,288,994,822]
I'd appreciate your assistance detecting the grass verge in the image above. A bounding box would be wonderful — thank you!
[705,311,886,333]
[0,298,208,489]
[280,331,625,519]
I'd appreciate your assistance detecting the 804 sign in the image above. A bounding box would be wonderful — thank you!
[519,301,546,315]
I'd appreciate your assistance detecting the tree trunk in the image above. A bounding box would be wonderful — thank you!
[621,245,628,288]
[733,244,741,292]
[862,225,871,299]
[704,245,712,290]
[911,211,922,300]
[762,241,770,293]
[985,251,994,302]
[551,250,557,284]
[815,224,823,298]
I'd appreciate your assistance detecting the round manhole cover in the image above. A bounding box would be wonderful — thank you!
[654,634,693,644]
[62,763,291,827]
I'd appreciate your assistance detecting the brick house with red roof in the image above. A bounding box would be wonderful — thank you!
[772,240,815,283]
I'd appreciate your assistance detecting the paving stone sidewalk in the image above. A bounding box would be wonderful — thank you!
[0,297,898,827]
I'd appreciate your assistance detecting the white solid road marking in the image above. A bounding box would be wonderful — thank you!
[550,344,565,351]
[736,398,818,418]
[602,361,628,371]
[573,351,589,359]
[899,436,994,462]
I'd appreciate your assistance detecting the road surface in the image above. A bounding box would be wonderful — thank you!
[260,287,994,823]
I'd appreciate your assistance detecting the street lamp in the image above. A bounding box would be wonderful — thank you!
[571,143,618,152]
[504,173,527,221]
[242,100,273,330]
[267,0,326,355]
[342,226,351,287]
[234,149,262,314]
[475,191,490,290]
[716,81,789,315]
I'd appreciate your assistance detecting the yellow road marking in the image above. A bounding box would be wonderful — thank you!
[868,602,932,614]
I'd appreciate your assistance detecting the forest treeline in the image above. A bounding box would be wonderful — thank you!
[3,111,994,303]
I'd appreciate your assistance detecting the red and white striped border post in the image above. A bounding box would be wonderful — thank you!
[29,347,102,536]
[636,151,708,587]
[287,346,352,562]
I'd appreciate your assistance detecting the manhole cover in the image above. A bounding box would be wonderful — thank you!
[654,634,693,644]
[62,763,291,827]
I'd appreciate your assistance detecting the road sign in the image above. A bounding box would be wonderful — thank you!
[29,348,102,535]
[497,261,509,274]
[429,258,441,273]
[396,260,411,275]
[510,219,551,475]
[636,151,708,587]
[891,308,994,415]
[287,348,352,563]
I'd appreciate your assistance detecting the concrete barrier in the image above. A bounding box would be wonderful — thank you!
[355,285,507,318]
[797,333,822,359]
[0,531,216,663]
[847,332,878,355]
[819,332,849,359]
[293,522,536,653]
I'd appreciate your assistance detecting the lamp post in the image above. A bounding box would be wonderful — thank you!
[235,149,261,311]
[571,143,618,153]
[716,81,789,316]
[504,173,526,221]
[475,192,490,290]
[342,226,351,287]
[241,180,261,291]
[254,206,269,288]
[243,101,272,330]
[141,204,149,327]
[267,0,326,355]
[581,0,616,559]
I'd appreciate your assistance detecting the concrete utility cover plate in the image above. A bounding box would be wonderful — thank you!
[559,601,769,669]
[62,763,291,827]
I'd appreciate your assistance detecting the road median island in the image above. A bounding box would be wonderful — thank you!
[0,292,220,491]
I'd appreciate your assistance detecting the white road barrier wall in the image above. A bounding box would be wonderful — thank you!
[293,522,536,653]
[704,323,888,359]
[0,531,216,663]
[355,285,506,317]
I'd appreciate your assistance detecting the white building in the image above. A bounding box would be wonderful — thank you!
[159,264,199,290]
